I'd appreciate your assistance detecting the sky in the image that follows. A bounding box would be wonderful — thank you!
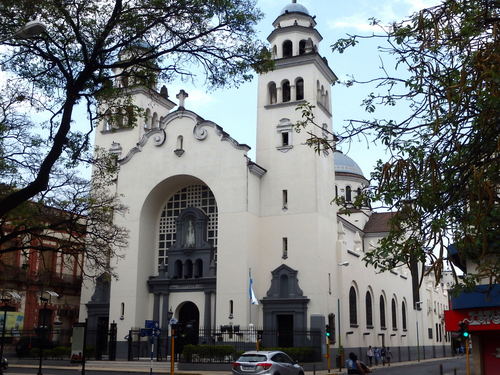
[0,0,441,180]
[165,0,441,179]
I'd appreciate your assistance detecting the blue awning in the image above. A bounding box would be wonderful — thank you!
[451,284,500,310]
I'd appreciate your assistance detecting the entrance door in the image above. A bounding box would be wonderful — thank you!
[277,314,294,348]
[178,302,200,348]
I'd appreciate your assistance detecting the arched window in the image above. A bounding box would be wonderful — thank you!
[365,291,373,327]
[283,40,293,57]
[325,90,329,109]
[144,108,151,129]
[152,112,158,128]
[380,295,386,328]
[299,40,306,55]
[349,286,357,326]
[194,259,203,278]
[391,298,398,330]
[176,135,184,150]
[174,260,183,279]
[158,185,218,267]
[272,45,277,58]
[402,301,407,330]
[268,82,277,104]
[282,80,291,102]
[295,78,304,100]
[335,186,338,198]
[184,260,193,278]
[346,186,352,202]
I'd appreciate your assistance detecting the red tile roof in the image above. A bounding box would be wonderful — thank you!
[363,212,397,233]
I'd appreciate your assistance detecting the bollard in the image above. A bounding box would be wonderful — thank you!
[454,369,457,375]
[313,364,316,375]
[440,363,443,375]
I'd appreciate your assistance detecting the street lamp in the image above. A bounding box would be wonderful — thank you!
[0,291,21,375]
[336,261,349,371]
[0,20,47,43]
[37,290,59,375]
[415,301,423,362]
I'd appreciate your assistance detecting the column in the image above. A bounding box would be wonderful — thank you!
[153,293,161,322]
[161,293,170,329]
[204,291,212,331]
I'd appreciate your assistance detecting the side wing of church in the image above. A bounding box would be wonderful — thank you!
[80,0,451,359]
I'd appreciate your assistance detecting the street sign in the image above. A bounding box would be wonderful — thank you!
[145,320,159,329]
[140,328,152,337]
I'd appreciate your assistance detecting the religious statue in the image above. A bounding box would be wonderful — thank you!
[185,218,195,248]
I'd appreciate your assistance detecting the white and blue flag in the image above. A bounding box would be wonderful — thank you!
[249,271,259,305]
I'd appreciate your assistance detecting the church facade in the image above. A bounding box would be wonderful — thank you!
[80,1,450,359]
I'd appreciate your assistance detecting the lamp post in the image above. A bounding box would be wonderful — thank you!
[37,295,49,375]
[37,290,58,375]
[336,262,349,371]
[0,291,21,375]
[0,297,11,375]
[415,301,422,362]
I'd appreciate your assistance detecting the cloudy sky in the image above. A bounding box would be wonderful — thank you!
[167,0,441,178]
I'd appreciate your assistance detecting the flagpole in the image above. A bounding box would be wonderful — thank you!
[249,268,252,326]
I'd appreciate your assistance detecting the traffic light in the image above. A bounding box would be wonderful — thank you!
[325,324,331,338]
[458,321,469,340]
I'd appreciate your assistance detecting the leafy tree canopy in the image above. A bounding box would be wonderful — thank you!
[297,0,499,290]
[0,0,270,277]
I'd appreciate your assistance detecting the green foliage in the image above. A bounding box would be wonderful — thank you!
[299,0,499,289]
[182,344,235,362]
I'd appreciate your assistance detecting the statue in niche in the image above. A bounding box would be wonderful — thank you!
[185,217,195,248]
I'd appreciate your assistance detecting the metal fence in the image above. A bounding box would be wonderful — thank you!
[124,327,322,364]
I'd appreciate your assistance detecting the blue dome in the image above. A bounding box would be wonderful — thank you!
[280,1,310,16]
[334,151,365,178]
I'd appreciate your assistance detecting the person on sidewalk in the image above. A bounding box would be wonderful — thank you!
[366,346,374,366]
[381,346,387,366]
[385,347,392,366]
[374,347,381,366]
[346,352,367,374]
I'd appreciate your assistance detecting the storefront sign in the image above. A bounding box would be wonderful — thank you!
[445,308,500,332]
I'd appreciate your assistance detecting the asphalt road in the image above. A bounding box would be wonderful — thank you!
[366,357,466,375]
[4,357,467,375]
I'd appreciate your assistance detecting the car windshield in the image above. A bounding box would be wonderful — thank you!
[237,354,268,362]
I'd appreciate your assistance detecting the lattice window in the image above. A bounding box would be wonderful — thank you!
[158,185,218,266]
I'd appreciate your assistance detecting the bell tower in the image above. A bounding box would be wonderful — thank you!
[256,0,337,216]
[254,1,339,327]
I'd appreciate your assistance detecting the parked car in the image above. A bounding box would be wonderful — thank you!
[231,351,304,375]
[1,356,7,370]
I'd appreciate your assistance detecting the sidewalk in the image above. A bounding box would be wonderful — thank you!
[8,356,455,374]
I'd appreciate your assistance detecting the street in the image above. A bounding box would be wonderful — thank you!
[4,357,467,375]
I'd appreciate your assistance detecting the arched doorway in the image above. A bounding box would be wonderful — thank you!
[177,302,200,350]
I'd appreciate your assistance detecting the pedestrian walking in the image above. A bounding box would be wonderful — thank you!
[385,347,392,366]
[366,346,374,366]
[381,346,387,366]
[374,347,381,366]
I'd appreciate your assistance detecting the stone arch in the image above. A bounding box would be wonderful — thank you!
[299,39,307,55]
[295,77,304,100]
[268,81,277,104]
[282,80,291,102]
[282,40,293,57]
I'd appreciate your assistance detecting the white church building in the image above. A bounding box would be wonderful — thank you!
[80,0,451,361]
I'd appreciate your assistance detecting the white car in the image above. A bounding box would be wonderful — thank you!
[231,351,304,375]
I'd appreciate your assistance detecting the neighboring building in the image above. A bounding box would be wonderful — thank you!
[80,0,451,361]
[445,248,500,374]
[0,211,83,343]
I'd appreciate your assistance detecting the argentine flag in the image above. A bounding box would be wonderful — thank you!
[249,274,259,305]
